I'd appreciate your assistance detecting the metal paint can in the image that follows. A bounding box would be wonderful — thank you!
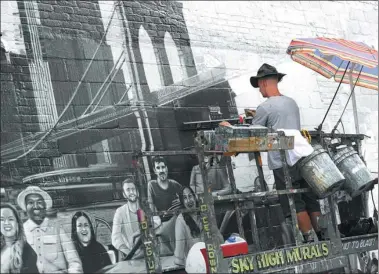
[298,145,345,199]
[332,146,375,198]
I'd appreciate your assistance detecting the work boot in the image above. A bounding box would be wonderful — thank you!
[302,230,316,243]
[316,231,323,241]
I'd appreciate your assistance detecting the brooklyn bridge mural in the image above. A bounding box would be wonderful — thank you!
[3,1,377,273]
[0,1,271,273]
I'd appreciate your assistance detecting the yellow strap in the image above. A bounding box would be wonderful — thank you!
[301,129,311,144]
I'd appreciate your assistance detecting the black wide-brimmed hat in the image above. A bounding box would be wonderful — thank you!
[250,63,286,88]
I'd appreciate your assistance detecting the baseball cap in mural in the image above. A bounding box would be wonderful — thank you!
[250,63,286,88]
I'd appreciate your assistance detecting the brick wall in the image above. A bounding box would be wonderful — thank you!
[1,0,378,272]
[180,0,378,187]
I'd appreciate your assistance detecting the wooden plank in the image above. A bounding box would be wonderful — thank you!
[219,136,294,153]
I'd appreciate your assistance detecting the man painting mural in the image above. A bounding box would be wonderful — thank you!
[17,186,83,273]
[147,156,182,255]
[112,176,160,260]
[249,63,322,242]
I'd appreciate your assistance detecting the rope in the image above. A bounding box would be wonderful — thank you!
[2,4,118,164]
[331,65,363,135]
[316,61,350,132]
[301,129,311,144]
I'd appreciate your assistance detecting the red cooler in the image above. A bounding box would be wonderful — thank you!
[200,241,248,273]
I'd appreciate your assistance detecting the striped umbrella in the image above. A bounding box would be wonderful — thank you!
[287,38,378,133]
[287,37,378,90]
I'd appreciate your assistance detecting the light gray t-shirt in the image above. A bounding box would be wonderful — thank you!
[252,95,301,170]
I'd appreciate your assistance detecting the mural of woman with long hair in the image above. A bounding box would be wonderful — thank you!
[190,155,231,197]
[71,211,111,273]
[174,186,202,266]
[0,203,39,274]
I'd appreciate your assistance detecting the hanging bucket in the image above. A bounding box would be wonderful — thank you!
[332,146,375,198]
[298,145,345,199]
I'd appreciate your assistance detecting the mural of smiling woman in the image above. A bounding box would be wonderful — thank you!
[71,211,111,274]
[174,186,202,266]
[0,203,39,274]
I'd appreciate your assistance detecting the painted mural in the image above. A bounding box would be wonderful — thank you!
[0,1,257,273]
[1,1,378,274]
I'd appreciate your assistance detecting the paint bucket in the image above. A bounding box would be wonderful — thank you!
[332,146,375,198]
[298,145,345,199]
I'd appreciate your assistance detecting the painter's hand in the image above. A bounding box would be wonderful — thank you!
[245,109,256,117]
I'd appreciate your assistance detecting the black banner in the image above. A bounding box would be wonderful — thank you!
[341,234,378,255]
[226,241,331,273]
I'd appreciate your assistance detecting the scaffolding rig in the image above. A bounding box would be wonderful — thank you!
[132,126,377,273]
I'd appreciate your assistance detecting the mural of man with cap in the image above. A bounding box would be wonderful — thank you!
[17,186,83,273]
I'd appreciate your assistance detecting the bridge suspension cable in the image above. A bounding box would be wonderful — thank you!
[82,49,126,115]
[92,52,127,113]
[3,3,119,164]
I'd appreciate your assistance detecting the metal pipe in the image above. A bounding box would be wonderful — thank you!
[349,63,360,134]
[134,154,162,273]
[280,150,304,245]
[194,134,223,273]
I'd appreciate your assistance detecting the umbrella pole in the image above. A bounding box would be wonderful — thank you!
[331,66,363,135]
[316,61,351,134]
[349,63,360,134]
